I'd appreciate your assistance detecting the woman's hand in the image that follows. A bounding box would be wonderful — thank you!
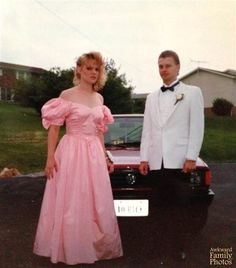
[107,159,114,173]
[44,156,58,179]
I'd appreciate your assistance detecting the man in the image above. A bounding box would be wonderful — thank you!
[139,50,204,261]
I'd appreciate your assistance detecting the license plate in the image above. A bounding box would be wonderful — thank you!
[114,199,149,217]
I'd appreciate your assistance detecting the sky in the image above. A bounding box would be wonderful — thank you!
[0,0,235,93]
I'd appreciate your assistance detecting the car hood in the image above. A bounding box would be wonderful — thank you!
[107,149,140,165]
[107,149,207,168]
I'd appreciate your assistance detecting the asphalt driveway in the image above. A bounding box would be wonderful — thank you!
[0,163,235,268]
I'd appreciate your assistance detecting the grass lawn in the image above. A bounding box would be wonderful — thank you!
[201,116,236,162]
[0,102,47,174]
[0,102,236,174]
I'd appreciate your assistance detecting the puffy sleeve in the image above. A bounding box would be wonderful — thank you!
[98,105,114,133]
[41,98,70,129]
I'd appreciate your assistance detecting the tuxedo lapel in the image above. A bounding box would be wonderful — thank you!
[152,90,162,128]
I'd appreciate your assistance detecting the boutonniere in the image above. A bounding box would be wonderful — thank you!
[174,93,184,105]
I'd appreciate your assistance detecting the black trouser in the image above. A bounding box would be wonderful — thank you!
[149,167,202,255]
[149,167,191,206]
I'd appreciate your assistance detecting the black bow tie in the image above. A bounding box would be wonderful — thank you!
[161,81,179,92]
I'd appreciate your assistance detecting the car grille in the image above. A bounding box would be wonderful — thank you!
[110,169,151,188]
[110,168,210,193]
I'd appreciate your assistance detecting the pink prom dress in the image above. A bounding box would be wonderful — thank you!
[33,97,123,265]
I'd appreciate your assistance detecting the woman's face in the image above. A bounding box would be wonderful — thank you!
[77,59,99,85]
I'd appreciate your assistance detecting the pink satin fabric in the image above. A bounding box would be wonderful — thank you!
[33,98,123,264]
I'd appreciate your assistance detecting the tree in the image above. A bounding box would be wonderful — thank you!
[14,75,47,110]
[132,99,145,113]
[15,59,135,114]
[15,68,74,113]
[212,98,234,116]
[101,59,134,113]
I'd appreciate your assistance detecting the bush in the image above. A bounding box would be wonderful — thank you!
[212,98,234,116]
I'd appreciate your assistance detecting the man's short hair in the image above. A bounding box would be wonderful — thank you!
[159,50,180,65]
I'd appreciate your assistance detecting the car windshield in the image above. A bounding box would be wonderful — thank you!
[105,116,143,147]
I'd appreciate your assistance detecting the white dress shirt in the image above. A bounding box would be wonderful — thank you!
[159,80,179,126]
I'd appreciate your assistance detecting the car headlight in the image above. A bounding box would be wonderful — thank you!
[190,171,201,185]
[126,173,136,185]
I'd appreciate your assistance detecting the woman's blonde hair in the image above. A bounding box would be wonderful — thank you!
[73,51,106,91]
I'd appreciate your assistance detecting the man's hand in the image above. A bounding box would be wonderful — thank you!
[139,161,149,176]
[182,159,196,173]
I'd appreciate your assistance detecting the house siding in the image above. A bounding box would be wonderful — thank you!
[179,68,236,116]
[0,62,45,101]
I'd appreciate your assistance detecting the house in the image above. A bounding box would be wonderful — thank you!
[180,68,236,116]
[131,93,148,100]
[0,62,45,101]
[131,93,148,113]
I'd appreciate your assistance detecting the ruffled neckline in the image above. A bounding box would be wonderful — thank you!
[59,97,105,110]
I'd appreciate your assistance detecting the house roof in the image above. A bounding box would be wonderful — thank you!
[0,62,45,74]
[225,69,236,76]
[131,93,148,99]
[180,67,236,80]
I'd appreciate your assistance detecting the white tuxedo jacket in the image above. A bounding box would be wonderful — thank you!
[140,82,204,170]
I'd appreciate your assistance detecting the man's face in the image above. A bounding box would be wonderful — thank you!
[158,56,180,85]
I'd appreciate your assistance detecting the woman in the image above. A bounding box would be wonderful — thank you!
[33,52,123,265]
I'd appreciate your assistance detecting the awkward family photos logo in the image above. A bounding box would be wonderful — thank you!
[210,247,233,266]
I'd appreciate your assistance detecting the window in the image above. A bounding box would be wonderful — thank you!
[105,116,143,145]
[16,70,27,80]
[0,69,3,76]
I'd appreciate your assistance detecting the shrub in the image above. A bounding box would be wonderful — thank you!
[212,98,234,116]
